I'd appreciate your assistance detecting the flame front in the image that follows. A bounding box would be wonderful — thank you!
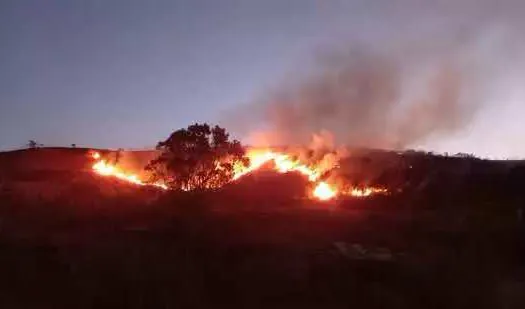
[91,153,167,190]
[90,150,386,201]
[234,150,335,200]
[232,149,385,200]
[233,150,320,181]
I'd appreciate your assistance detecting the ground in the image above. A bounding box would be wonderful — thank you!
[0,148,524,308]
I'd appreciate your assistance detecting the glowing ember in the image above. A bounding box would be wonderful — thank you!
[313,182,337,200]
[348,187,388,197]
[90,149,386,201]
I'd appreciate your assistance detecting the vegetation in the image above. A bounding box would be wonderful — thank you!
[27,140,42,149]
[146,123,248,190]
[0,146,524,308]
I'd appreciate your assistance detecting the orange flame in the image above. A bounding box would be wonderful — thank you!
[233,150,320,181]
[90,149,386,201]
[91,152,167,190]
[313,182,337,200]
[232,150,336,200]
[347,187,388,197]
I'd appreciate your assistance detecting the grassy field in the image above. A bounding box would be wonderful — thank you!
[0,148,524,308]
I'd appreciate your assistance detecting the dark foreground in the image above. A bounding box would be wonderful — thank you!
[0,193,524,309]
[1,148,525,308]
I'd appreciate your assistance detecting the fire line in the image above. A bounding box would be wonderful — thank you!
[90,150,386,201]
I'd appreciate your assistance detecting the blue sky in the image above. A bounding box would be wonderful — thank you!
[1,0,524,158]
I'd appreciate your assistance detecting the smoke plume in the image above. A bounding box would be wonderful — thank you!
[246,40,497,151]
[228,11,525,156]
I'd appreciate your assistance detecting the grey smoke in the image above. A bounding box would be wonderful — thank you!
[247,38,493,150]
[228,1,525,152]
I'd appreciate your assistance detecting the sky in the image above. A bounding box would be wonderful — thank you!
[1,0,525,158]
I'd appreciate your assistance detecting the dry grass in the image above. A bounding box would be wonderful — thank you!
[0,148,524,308]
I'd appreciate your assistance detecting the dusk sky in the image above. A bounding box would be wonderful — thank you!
[1,0,525,158]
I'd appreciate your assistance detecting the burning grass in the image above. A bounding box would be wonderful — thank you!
[90,149,387,201]
[1,147,523,309]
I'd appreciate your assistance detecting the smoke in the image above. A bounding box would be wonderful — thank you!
[226,0,525,155]
[283,130,348,175]
[245,38,497,152]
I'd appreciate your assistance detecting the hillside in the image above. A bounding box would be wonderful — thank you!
[0,147,524,308]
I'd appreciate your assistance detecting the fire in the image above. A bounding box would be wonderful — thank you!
[348,187,388,197]
[90,149,386,201]
[91,152,167,190]
[313,182,337,200]
[232,149,385,200]
[232,151,276,180]
[233,150,320,181]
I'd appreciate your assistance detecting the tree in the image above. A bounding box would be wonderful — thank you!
[146,123,248,191]
[27,140,38,149]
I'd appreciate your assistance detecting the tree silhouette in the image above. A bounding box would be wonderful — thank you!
[27,140,38,149]
[146,123,248,191]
